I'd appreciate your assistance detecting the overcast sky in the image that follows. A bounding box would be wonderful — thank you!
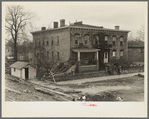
[3,2,147,38]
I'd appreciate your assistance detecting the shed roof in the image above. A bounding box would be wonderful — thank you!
[9,61,30,69]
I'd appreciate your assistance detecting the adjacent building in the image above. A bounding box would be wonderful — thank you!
[10,61,36,79]
[31,19,129,72]
[128,40,144,63]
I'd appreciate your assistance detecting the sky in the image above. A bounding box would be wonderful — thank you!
[3,2,147,38]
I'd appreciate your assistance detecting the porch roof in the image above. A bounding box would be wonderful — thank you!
[72,48,100,52]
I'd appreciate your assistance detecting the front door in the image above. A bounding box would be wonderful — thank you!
[25,68,28,79]
[104,52,108,63]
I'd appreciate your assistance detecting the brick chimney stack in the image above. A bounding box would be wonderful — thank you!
[115,26,119,30]
[60,19,65,27]
[53,21,58,28]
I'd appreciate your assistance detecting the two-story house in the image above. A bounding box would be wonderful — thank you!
[31,19,129,73]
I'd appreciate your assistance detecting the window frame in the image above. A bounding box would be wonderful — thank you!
[120,50,124,57]
[74,35,79,45]
[112,36,116,46]
[112,50,116,57]
[84,34,89,45]
[120,36,123,46]
[57,52,59,60]
[57,36,59,45]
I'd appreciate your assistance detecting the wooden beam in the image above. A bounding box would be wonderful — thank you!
[5,87,22,95]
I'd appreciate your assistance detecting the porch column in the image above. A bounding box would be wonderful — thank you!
[96,51,99,70]
[77,51,80,72]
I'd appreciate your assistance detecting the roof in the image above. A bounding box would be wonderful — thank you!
[72,48,100,52]
[9,61,33,69]
[31,23,130,34]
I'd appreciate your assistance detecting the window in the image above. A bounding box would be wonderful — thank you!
[120,50,123,56]
[47,51,49,59]
[84,35,89,44]
[113,36,116,46]
[51,37,54,46]
[120,37,123,46]
[57,52,59,60]
[105,52,108,58]
[39,41,41,46]
[43,41,44,46]
[47,41,49,46]
[95,35,99,45]
[75,34,79,45]
[105,36,109,46]
[112,50,116,57]
[51,40,53,46]
[57,36,59,45]
[37,53,39,57]
[52,51,54,60]
[14,68,15,72]
[8,50,9,52]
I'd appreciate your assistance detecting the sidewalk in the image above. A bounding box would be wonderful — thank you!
[57,72,144,85]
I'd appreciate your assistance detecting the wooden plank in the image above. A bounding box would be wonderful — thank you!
[34,86,73,100]
[5,87,22,95]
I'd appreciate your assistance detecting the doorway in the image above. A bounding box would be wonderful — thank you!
[25,68,29,79]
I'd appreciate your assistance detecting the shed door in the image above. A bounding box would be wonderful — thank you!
[25,68,29,79]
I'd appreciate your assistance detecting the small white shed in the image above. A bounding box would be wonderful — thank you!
[9,61,36,79]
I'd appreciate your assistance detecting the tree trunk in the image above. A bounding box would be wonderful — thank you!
[14,39,17,62]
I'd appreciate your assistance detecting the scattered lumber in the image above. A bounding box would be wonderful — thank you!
[5,87,22,95]
[64,90,82,93]
[53,95,72,101]
[34,86,73,100]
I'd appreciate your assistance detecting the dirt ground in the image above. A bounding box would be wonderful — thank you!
[5,74,144,102]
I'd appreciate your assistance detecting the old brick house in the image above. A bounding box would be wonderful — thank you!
[128,40,144,63]
[31,19,129,73]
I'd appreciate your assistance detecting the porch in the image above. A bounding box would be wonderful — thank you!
[72,48,100,72]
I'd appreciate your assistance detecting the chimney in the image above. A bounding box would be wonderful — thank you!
[60,19,65,27]
[54,21,58,28]
[115,26,119,30]
[41,27,46,30]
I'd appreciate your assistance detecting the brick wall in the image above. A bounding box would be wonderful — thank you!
[32,29,70,63]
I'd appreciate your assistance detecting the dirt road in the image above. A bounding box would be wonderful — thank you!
[5,74,144,101]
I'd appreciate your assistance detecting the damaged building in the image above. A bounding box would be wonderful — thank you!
[31,19,130,73]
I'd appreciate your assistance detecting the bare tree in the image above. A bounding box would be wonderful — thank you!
[137,24,145,41]
[5,5,35,62]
